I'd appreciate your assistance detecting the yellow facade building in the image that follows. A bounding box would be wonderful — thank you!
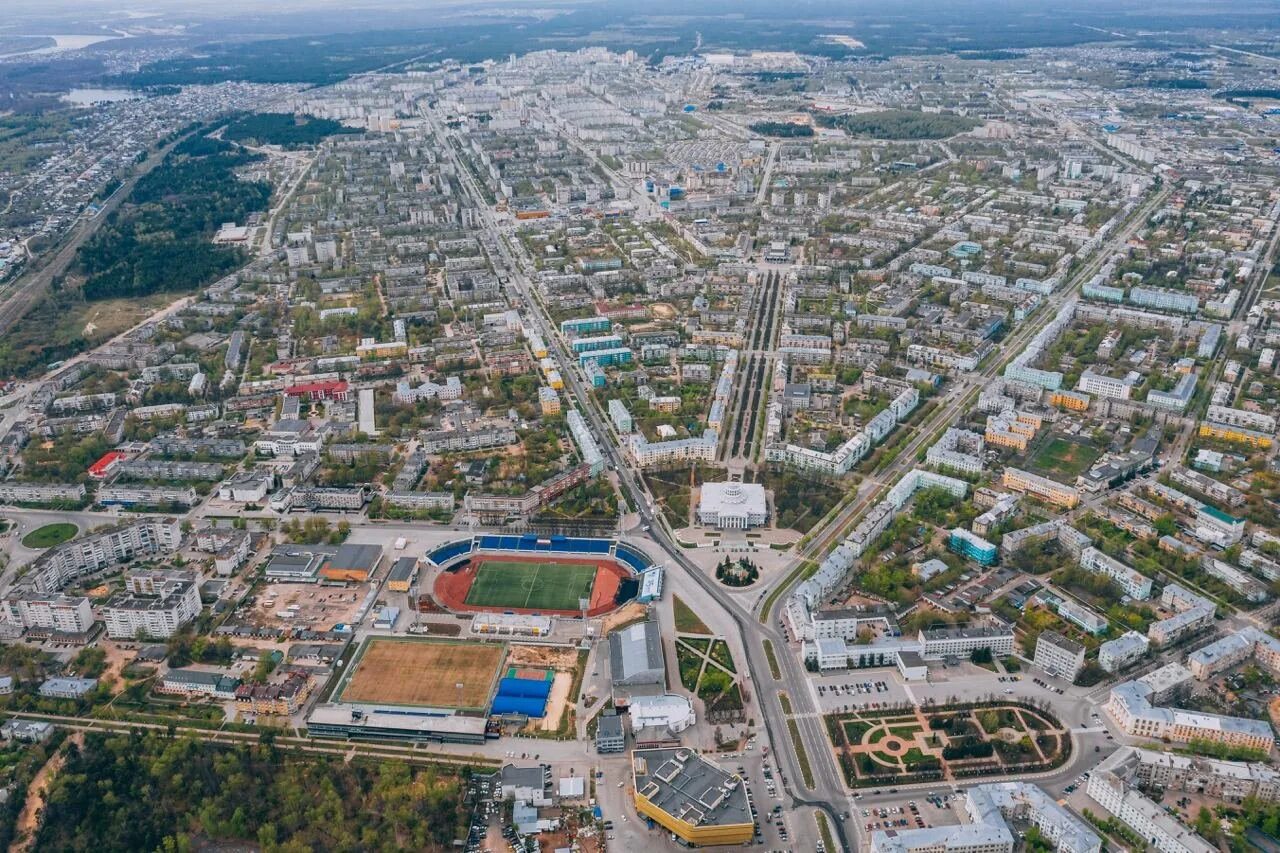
[631,748,754,847]
[1198,422,1272,449]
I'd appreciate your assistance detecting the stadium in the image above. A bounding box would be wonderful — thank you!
[428,534,654,617]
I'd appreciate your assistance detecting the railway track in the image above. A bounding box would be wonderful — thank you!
[2,710,503,769]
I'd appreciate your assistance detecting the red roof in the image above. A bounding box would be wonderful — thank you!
[88,451,129,478]
[284,381,349,396]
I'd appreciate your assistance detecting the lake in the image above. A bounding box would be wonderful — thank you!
[62,88,144,106]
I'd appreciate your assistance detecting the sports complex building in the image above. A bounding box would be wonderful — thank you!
[307,536,658,744]
[428,534,655,617]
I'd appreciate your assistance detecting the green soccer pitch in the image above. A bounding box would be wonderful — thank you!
[463,559,598,611]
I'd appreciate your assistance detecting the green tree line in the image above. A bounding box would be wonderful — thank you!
[36,731,471,852]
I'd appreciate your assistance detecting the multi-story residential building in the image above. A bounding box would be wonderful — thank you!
[1187,627,1280,680]
[1170,467,1245,507]
[0,593,94,635]
[420,424,518,454]
[0,482,87,505]
[538,386,561,415]
[1106,676,1274,752]
[1128,286,1199,315]
[627,430,717,468]
[1120,746,1280,804]
[560,316,611,337]
[234,670,314,716]
[103,573,202,640]
[25,518,182,592]
[871,782,1099,853]
[97,485,198,508]
[1200,557,1267,602]
[1079,547,1152,599]
[1050,389,1091,411]
[1033,631,1085,681]
[608,398,633,433]
[566,410,605,476]
[1099,630,1150,672]
[949,528,998,565]
[1149,584,1215,646]
[1088,751,1217,853]
[1204,405,1276,435]
[1001,468,1079,508]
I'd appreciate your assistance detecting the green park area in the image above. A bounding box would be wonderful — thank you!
[824,702,1069,788]
[1028,435,1102,483]
[21,523,78,549]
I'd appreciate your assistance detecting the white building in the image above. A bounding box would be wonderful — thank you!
[0,593,94,635]
[1099,630,1150,673]
[871,782,1099,853]
[25,518,182,593]
[1033,630,1085,681]
[697,482,768,529]
[1088,751,1216,853]
[1079,547,1152,599]
[103,573,202,640]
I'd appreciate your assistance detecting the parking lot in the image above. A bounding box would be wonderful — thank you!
[857,791,963,839]
[812,672,899,713]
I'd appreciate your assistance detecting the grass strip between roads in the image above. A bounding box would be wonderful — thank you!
[763,639,782,680]
[758,559,816,624]
[787,717,814,789]
[817,812,836,852]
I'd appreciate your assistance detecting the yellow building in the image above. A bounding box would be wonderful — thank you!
[985,428,1028,451]
[631,748,754,847]
[539,387,562,415]
[1050,390,1090,412]
[1001,466,1080,509]
[1198,422,1272,449]
[1015,411,1043,430]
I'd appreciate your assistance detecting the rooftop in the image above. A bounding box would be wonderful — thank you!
[632,748,752,829]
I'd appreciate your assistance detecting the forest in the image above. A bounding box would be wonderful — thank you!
[71,133,271,301]
[35,732,472,852]
[748,121,814,137]
[222,112,364,149]
[814,109,980,140]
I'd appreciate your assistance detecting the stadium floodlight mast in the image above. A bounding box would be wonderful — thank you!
[456,681,464,707]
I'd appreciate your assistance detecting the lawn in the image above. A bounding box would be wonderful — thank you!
[464,560,596,611]
[1028,436,1102,483]
[21,522,78,549]
[673,594,712,635]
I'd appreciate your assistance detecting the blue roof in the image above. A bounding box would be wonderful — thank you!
[492,695,547,717]
[497,677,552,699]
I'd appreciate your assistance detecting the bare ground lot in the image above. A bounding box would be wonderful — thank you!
[249,584,368,631]
[338,637,505,709]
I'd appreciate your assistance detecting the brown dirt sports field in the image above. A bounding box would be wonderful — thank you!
[337,638,505,709]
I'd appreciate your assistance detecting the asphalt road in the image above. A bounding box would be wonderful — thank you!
[432,113,856,849]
